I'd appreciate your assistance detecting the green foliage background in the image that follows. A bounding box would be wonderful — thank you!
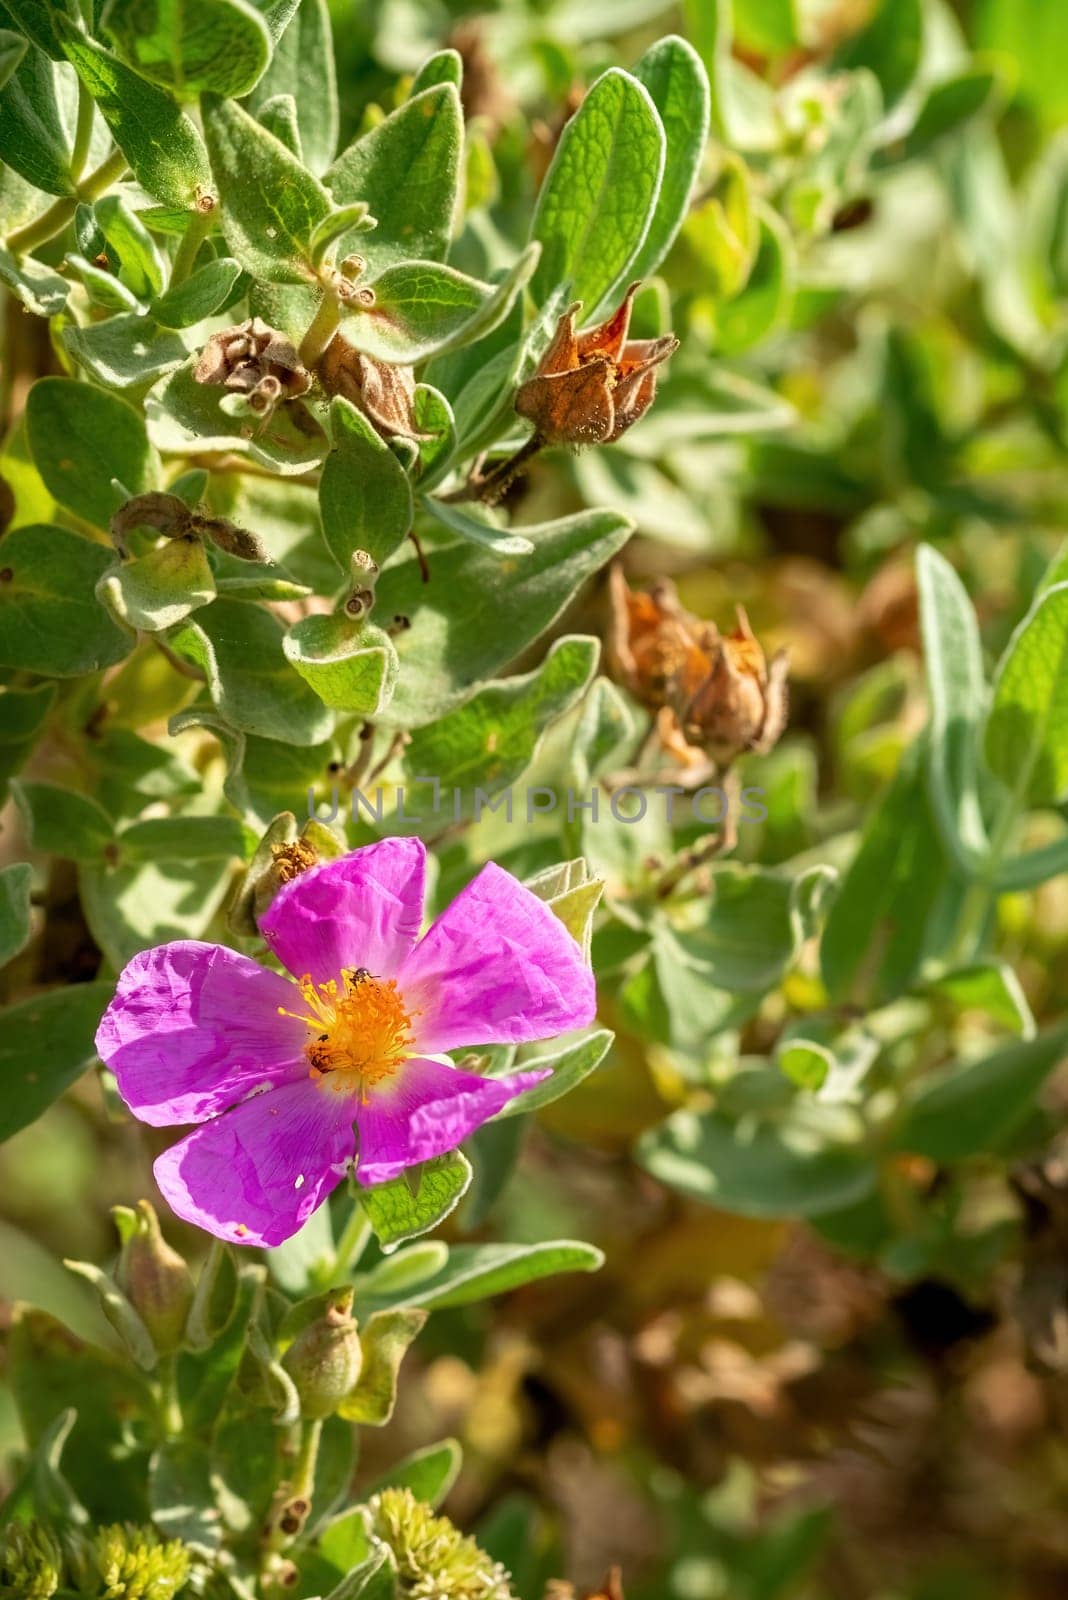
[2,0,1068,1596]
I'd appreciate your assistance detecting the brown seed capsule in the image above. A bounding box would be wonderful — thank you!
[317,338,431,441]
[545,1568,626,1600]
[195,317,311,399]
[516,284,678,447]
[607,565,789,767]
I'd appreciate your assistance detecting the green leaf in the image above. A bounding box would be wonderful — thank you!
[916,544,989,866]
[821,743,960,1006]
[8,1309,153,1521]
[12,780,114,861]
[0,45,73,196]
[411,49,461,94]
[97,538,216,631]
[244,0,336,174]
[714,206,793,353]
[360,1151,473,1251]
[355,1241,449,1298]
[0,524,133,676]
[168,598,334,744]
[894,1022,1068,1162]
[401,636,599,814]
[375,508,632,727]
[925,961,1035,1039]
[59,21,211,207]
[0,861,32,968]
[102,0,271,99]
[985,581,1068,806]
[0,245,69,316]
[149,1438,223,1552]
[360,1240,605,1312]
[146,358,327,474]
[79,856,233,969]
[337,1308,425,1425]
[325,85,463,274]
[346,251,538,364]
[638,1105,876,1219]
[117,814,247,864]
[778,1040,833,1091]
[898,68,1002,163]
[27,375,161,529]
[0,983,114,1141]
[499,1030,613,1117]
[420,499,533,558]
[63,315,189,391]
[629,36,711,281]
[319,396,413,570]
[151,256,243,327]
[732,0,799,52]
[284,616,399,713]
[0,0,73,59]
[660,864,807,993]
[834,0,923,108]
[95,193,165,299]
[530,67,666,318]
[0,683,55,798]
[202,92,331,282]
[367,1439,461,1509]
[976,0,1068,125]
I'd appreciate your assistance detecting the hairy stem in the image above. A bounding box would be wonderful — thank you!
[168,201,216,289]
[441,431,544,505]
[298,285,341,369]
[7,147,129,257]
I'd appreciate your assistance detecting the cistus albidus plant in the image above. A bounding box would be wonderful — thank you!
[2,0,1068,1597]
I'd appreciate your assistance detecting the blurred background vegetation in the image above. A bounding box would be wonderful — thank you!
[4,0,1068,1596]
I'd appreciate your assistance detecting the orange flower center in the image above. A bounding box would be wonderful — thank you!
[280,969,414,1098]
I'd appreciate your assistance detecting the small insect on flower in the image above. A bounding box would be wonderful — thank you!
[95,841,596,1246]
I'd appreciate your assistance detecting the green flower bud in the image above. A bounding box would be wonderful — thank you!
[88,1523,190,1600]
[0,1519,63,1598]
[367,1489,515,1600]
[113,1201,194,1355]
[281,1288,363,1420]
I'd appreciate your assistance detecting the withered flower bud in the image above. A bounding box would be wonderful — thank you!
[110,492,192,552]
[194,317,311,400]
[317,338,431,441]
[113,1199,195,1355]
[608,565,789,767]
[200,515,267,563]
[516,284,677,447]
[282,1288,363,1419]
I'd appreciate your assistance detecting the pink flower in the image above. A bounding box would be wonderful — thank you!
[95,840,595,1247]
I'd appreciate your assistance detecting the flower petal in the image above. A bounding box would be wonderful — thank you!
[153,1077,355,1247]
[96,941,310,1127]
[398,862,596,1053]
[353,1056,550,1187]
[260,837,426,986]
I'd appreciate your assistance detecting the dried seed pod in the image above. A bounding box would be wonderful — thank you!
[195,317,311,399]
[317,338,432,441]
[516,284,677,447]
[607,564,789,767]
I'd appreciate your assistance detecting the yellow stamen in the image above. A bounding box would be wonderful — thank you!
[279,968,414,1098]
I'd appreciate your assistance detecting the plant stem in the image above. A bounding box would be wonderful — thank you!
[441,430,544,505]
[168,201,216,289]
[332,1199,372,1280]
[7,147,129,257]
[69,81,95,184]
[156,1353,183,1437]
[298,285,341,368]
[291,1416,323,1504]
